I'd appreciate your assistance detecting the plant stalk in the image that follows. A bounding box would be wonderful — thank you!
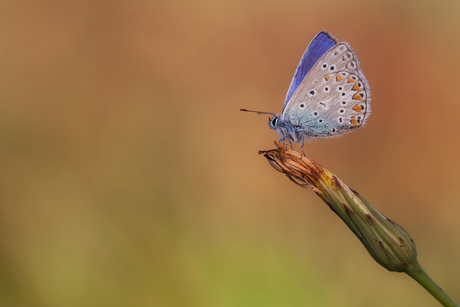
[406,260,458,307]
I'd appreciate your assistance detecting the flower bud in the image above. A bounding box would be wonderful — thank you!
[261,143,417,272]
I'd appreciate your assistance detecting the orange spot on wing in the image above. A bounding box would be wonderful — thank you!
[336,74,344,81]
[353,93,362,100]
[352,83,360,90]
[350,116,358,126]
[325,75,331,81]
[353,104,362,112]
[347,77,354,83]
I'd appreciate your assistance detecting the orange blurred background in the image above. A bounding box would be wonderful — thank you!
[1,0,459,306]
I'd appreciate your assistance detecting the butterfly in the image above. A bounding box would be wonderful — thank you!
[241,31,370,154]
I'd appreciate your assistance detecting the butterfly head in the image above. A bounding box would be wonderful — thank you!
[268,115,291,143]
[268,115,280,130]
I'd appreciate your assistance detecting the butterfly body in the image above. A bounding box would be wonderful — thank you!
[262,31,370,150]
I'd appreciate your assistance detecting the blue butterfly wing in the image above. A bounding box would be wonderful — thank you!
[283,31,337,112]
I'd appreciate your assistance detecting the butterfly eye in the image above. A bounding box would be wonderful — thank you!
[270,116,278,127]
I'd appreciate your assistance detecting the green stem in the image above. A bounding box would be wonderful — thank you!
[405,260,458,307]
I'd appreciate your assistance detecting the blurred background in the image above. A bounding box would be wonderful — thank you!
[1,0,459,306]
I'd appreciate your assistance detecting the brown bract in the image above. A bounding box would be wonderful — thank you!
[259,142,327,196]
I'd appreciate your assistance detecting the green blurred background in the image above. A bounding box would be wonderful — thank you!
[1,0,460,306]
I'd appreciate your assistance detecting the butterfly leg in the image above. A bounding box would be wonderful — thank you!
[278,135,289,150]
[300,140,306,157]
[279,128,292,150]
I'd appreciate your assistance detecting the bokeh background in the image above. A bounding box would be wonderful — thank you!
[1,0,460,306]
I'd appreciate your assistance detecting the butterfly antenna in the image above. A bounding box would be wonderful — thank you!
[240,109,277,116]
